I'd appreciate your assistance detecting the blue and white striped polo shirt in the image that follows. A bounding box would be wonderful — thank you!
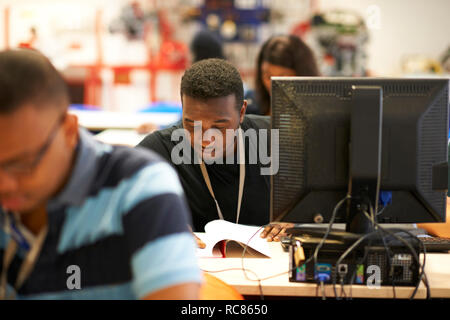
[0,129,202,299]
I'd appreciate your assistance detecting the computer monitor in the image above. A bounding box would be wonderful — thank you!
[271,77,449,234]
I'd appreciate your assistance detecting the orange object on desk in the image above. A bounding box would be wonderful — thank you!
[200,273,244,300]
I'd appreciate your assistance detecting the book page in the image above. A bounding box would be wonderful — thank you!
[195,220,271,258]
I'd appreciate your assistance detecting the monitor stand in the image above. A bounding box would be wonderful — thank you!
[288,86,384,239]
[287,86,386,252]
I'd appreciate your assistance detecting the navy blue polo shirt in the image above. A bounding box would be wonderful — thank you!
[0,129,201,299]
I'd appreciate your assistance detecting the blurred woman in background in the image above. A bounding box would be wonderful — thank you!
[247,34,320,115]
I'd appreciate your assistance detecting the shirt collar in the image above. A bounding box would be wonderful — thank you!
[48,128,108,210]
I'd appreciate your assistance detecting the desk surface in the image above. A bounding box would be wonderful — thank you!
[94,129,147,147]
[69,109,180,131]
[199,242,450,299]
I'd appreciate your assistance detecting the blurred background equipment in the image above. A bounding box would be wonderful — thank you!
[109,1,148,40]
[401,55,443,76]
[308,9,370,76]
[442,46,450,74]
[1,0,448,121]
[190,29,225,63]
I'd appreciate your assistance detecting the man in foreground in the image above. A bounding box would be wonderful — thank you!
[0,49,201,299]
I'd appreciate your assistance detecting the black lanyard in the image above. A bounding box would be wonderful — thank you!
[0,211,48,300]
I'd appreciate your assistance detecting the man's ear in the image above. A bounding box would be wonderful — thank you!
[63,113,79,149]
[239,100,248,125]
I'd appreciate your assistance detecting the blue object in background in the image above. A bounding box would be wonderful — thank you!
[69,104,101,110]
[139,102,182,114]
[70,103,182,114]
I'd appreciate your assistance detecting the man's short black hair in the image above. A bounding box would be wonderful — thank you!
[180,58,244,110]
[0,49,69,114]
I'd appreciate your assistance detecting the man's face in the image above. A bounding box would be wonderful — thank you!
[0,105,78,214]
[261,61,296,96]
[182,94,247,161]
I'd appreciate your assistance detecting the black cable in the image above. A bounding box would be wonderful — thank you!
[362,208,430,299]
[236,195,385,301]
[368,207,430,299]
[332,230,379,299]
[232,200,428,301]
[378,224,396,299]
[339,278,347,299]
[378,227,430,299]
[238,196,350,300]
[320,281,326,300]
[350,235,373,299]
[240,224,268,300]
[313,195,351,270]
[200,267,265,300]
[332,207,375,300]
[367,207,397,299]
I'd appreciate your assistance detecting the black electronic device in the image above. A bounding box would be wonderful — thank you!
[270,77,449,291]
[271,77,449,229]
[287,232,421,287]
[418,235,450,252]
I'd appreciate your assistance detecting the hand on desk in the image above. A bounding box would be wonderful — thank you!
[418,197,450,239]
[260,223,295,242]
[136,122,158,134]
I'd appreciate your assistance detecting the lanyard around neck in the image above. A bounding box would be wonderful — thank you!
[198,127,246,224]
[0,211,48,300]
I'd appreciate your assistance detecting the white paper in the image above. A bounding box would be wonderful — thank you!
[195,220,271,258]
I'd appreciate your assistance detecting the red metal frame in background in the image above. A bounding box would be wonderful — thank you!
[2,6,186,107]
[79,8,187,107]
[4,7,10,49]
[83,9,104,107]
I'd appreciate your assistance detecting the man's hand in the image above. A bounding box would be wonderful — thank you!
[142,283,201,300]
[136,122,158,134]
[418,197,450,238]
[260,223,294,242]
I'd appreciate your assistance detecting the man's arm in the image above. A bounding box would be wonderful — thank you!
[137,128,173,162]
[122,161,203,299]
[417,197,450,238]
[142,283,201,300]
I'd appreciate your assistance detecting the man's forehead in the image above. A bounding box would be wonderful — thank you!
[182,94,238,119]
[182,94,236,106]
[0,105,56,161]
[0,104,58,125]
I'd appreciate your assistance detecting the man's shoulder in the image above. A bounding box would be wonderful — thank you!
[243,114,270,130]
[137,122,183,156]
[92,145,171,192]
[152,122,182,140]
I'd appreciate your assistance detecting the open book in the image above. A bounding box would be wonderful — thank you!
[194,220,271,258]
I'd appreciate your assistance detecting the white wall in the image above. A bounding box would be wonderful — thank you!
[317,0,450,75]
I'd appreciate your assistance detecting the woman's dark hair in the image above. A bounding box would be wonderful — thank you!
[255,35,319,115]
[190,30,225,63]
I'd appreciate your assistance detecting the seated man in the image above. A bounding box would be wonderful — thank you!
[138,59,283,239]
[0,49,201,299]
[417,140,450,238]
[417,197,450,238]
